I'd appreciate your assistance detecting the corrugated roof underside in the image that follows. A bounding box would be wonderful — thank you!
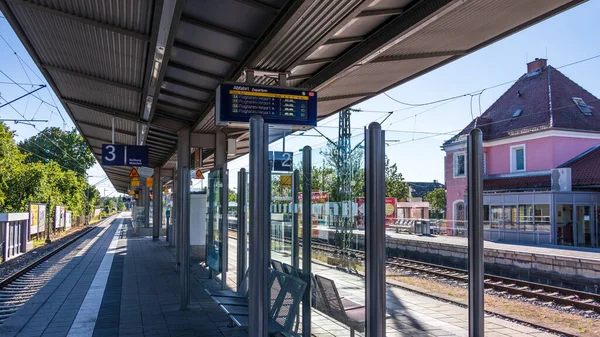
[255,0,363,70]
[9,2,148,87]
[51,70,141,113]
[27,0,153,34]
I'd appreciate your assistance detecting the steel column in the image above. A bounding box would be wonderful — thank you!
[215,131,228,289]
[171,168,177,247]
[153,167,162,240]
[301,147,312,337]
[249,116,269,337]
[291,169,300,269]
[237,168,247,291]
[365,122,386,337]
[177,127,191,310]
[468,128,484,336]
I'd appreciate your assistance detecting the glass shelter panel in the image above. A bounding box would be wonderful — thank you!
[556,204,574,246]
[576,206,593,247]
[206,169,223,272]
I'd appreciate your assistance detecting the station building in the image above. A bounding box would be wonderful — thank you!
[443,59,600,248]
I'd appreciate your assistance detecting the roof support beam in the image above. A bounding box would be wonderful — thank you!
[42,64,142,92]
[357,8,404,17]
[190,133,216,148]
[180,15,256,43]
[77,120,137,137]
[7,0,151,41]
[319,92,377,101]
[162,77,213,95]
[299,58,336,66]
[160,89,207,105]
[63,99,141,123]
[87,135,129,145]
[233,0,279,14]
[173,41,238,65]
[303,0,459,90]
[370,50,468,63]
[323,36,364,45]
[285,0,373,71]
[168,62,222,80]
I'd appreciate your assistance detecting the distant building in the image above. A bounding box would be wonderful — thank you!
[443,58,600,248]
[406,180,445,202]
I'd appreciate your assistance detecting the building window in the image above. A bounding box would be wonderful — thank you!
[510,145,525,172]
[453,152,466,177]
[572,97,592,115]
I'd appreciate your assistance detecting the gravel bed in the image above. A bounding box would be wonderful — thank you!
[0,225,93,282]
[388,267,600,320]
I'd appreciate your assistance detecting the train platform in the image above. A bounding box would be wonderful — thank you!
[0,212,556,337]
[383,231,600,261]
[0,213,245,337]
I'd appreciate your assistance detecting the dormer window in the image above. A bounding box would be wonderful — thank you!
[573,97,592,115]
[512,109,522,118]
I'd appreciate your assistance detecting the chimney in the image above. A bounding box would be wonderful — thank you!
[527,58,547,73]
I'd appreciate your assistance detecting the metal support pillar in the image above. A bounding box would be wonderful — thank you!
[301,147,312,337]
[153,168,162,240]
[365,122,386,337]
[468,128,484,336]
[177,127,191,310]
[291,169,300,269]
[143,184,150,228]
[215,131,228,289]
[249,116,269,337]
[236,168,247,291]
[171,169,177,247]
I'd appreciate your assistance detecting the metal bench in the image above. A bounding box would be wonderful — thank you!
[315,275,367,337]
[224,269,306,336]
[205,269,249,299]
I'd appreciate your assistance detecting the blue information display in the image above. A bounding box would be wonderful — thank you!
[268,151,293,172]
[215,82,317,126]
[101,144,148,167]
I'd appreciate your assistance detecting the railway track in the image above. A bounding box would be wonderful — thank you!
[271,235,600,314]
[0,216,115,325]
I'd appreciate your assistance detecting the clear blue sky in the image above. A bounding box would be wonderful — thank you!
[2,1,600,195]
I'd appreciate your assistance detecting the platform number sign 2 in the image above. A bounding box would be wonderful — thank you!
[268,151,293,172]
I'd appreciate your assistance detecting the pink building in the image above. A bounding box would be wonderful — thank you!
[443,59,600,248]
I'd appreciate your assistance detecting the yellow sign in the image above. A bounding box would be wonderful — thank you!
[131,177,140,187]
[229,90,309,101]
[163,188,169,194]
[195,170,205,179]
[150,194,153,200]
[30,204,39,229]
[129,167,140,178]
[128,190,135,195]
[280,175,292,188]
[146,177,153,187]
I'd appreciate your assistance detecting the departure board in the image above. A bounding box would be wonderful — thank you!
[215,82,317,126]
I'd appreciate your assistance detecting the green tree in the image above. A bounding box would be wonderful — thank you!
[20,127,95,176]
[228,188,237,202]
[385,157,409,201]
[424,187,446,219]
[0,123,26,209]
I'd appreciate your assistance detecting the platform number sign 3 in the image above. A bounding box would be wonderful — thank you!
[101,144,125,166]
[269,151,293,172]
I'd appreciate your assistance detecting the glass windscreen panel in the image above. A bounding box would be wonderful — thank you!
[206,169,223,272]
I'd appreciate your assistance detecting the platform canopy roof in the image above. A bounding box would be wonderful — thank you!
[0,0,586,192]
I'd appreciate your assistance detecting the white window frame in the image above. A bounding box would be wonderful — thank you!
[483,152,487,175]
[453,151,466,178]
[510,144,526,173]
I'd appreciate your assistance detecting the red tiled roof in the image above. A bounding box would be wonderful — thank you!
[483,174,550,191]
[445,63,600,145]
[560,144,600,186]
